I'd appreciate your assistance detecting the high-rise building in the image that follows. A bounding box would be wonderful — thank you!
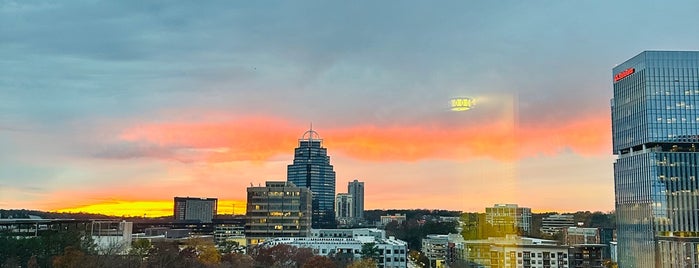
[173,197,218,223]
[612,51,699,267]
[335,193,353,219]
[245,181,312,245]
[348,179,364,220]
[287,128,337,228]
[485,204,532,234]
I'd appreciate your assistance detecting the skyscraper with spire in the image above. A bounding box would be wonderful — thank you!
[287,127,337,228]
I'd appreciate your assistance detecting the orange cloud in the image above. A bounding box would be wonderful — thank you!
[111,114,610,163]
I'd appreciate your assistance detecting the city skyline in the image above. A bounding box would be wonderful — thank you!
[3,1,699,216]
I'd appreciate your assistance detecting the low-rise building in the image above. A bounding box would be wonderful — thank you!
[569,244,605,268]
[563,227,600,245]
[263,228,408,268]
[540,214,575,236]
[380,214,407,226]
[90,220,133,254]
[423,234,449,267]
[213,215,246,247]
[463,235,571,268]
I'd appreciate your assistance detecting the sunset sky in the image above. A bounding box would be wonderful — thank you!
[2,1,699,216]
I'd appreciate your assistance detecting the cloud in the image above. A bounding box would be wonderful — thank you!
[103,113,611,163]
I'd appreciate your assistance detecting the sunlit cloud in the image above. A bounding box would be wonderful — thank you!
[109,114,610,163]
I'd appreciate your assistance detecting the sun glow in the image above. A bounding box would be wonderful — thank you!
[55,200,246,217]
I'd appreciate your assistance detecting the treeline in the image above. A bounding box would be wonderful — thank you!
[364,209,461,223]
[1,231,381,268]
[0,209,119,220]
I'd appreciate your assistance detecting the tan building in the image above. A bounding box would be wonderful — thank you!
[563,227,600,245]
[245,181,312,245]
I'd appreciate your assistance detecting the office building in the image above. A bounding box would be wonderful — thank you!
[174,197,218,223]
[380,214,407,227]
[245,181,312,245]
[485,204,532,234]
[569,244,606,268]
[287,128,337,228]
[540,214,576,236]
[463,235,571,268]
[263,228,408,268]
[90,220,133,254]
[422,234,449,268]
[335,193,354,219]
[212,215,246,247]
[563,227,600,245]
[612,51,699,267]
[348,179,365,220]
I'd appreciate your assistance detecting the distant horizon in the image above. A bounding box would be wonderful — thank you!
[4,202,614,219]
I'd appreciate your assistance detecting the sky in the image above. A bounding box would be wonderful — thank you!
[2,1,699,216]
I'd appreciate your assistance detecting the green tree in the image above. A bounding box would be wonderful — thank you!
[347,258,377,268]
[129,238,152,259]
[360,243,380,262]
[217,240,240,254]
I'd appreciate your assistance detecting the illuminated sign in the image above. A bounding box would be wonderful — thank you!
[450,97,474,111]
[614,68,635,82]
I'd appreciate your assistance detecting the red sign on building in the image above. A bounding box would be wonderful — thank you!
[614,68,635,82]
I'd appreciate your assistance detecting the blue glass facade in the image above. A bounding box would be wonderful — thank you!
[612,51,699,267]
[287,129,337,229]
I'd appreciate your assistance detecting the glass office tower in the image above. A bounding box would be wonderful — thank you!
[612,51,699,267]
[287,128,337,228]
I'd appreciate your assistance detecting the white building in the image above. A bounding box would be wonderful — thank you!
[380,214,406,226]
[91,221,133,255]
[540,214,575,236]
[263,228,408,268]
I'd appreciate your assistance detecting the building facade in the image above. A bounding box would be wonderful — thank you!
[348,179,365,220]
[485,204,532,234]
[335,193,354,220]
[612,51,699,267]
[563,227,600,245]
[263,228,408,268]
[287,128,337,228]
[380,214,407,227]
[245,181,312,245]
[173,197,218,223]
[540,214,576,236]
[463,235,570,268]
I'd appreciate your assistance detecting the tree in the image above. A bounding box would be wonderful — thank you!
[52,246,88,268]
[347,258,377,268]
[129,238,152,259]
[221,252,254,268]
[217,240,240,254]
[147,241,184,268]
[292,247,315,267]
[184,237,221,265]
[360,243,379,262]
[603,260,619,268]
[302,256,336,268]
[252,244,299,267]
